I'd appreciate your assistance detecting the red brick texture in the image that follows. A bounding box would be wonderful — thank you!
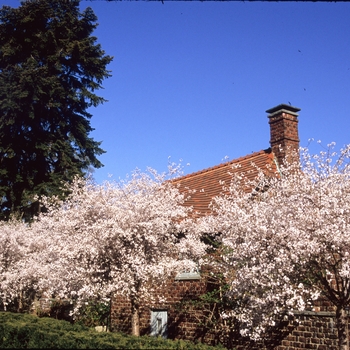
[267,104,300,167]
[110,275,215,343]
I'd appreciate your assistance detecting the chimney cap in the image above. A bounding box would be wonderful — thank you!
[266,103,301,115]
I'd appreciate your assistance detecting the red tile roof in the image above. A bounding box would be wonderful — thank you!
[173,148,277,218]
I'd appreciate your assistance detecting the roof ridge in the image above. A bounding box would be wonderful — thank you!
[173,148,272,182]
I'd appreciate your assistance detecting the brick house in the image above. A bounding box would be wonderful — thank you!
[110,104,345,349]
[172,103,300,219]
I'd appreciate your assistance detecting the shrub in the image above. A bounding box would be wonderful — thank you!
[0,312,227,349]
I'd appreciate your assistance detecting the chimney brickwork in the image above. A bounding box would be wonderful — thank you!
[266,104,301,166]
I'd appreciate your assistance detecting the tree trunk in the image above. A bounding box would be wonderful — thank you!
[131,303,140,336]
[336,306,349,350]
[17,290,23,313]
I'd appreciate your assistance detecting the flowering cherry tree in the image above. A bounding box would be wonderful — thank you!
[199,144,350,350]
[0,219,37,311]
[17,165,205,336]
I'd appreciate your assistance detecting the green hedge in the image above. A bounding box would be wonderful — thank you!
[0,312,226,349]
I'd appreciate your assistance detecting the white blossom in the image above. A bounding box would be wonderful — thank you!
[198,143,350,348]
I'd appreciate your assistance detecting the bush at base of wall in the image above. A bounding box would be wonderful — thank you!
[0,312,227,349]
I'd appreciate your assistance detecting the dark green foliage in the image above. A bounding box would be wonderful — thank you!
[0,0,112,221]
[35,298,74,323]
[0,312,226,349]
[74,299,110,328]
[34,298,110,327]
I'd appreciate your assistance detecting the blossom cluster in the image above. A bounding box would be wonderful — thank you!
[197,143,350,341]
[0,165,206,315]
[2,144,350,347]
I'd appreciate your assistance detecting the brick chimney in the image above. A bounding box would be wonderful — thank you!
[266,104,301,166]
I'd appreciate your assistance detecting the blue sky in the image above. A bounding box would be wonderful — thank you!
[3,1,350,184]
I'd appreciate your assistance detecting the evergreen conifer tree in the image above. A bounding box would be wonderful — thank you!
[0,0,112,221]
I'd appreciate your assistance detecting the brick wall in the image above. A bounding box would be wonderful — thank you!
[110,276,349,350]
[275,312,340,350]
[110,274,213,342]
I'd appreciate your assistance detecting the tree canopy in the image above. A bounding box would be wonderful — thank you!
[3,142,350,348]
[0,166,205,336]
[199,143,350,350]
[0,0,112,221]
